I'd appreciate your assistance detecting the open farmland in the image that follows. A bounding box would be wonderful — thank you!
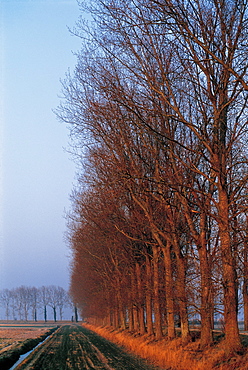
[0,323,58,369]
[6,324,160,370]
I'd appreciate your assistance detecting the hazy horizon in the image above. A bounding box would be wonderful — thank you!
[1,0,82,291]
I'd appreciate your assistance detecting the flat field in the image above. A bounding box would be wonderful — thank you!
[0,323,161,370]
[0,322,58,370]
[0,322,58,352]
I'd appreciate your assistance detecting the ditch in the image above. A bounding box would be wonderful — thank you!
[0,327,58,370]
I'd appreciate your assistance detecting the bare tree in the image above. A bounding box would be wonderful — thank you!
[0,289,12,320]
[29,287,39,322]
[57,0,248,353]
[47,286,60,322]
[56,287,68,321]
[40,286,49,322]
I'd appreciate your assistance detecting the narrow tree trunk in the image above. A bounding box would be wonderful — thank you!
[219,187,241,352]
[198,245,213,347]
[117,286,126,329]
[130,272,139,332]
[53,307,57,322]
[243,235,248,330]
[113,307,118,329]
[133,305,139,332]
[177,258,190,343]
[136,262,146,334]
[128,300,134,331]
[44,305,47,323]
[197,213,213,347]
[172,237,190,344]
[108,309,113,326]
[120,308,126,329]
[74,306,78,322]
[163,244,176,340]
[152,245,163,339]
[145,254,154,336]
[127,279,134,331]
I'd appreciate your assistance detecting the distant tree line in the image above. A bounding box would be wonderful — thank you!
[0,286,78,322]
[57,0,248,353]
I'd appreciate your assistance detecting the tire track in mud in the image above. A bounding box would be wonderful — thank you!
[14,325,160,370]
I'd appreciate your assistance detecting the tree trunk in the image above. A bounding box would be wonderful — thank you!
[44,305,47,323]
[53,307,57,322]
[197,213,213,347]
[198,245,213,347]
[172,237,190,344]
[127,281,134,331]
[130,272,139,332]
[163,244,176,340]
[243,234,248,330]
[133,305,139,332]
[74,306,78,322]
[113,307,118,328]
[128,300,134,331]
[117,286,126,329]
[152,245,163,339]
[219,187,241,352]
[136,262,146,335]
[145,254,154,336]
[119,308,126,329]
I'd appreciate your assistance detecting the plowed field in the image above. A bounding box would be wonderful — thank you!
[14,325,160,370]
[0,325,57,370]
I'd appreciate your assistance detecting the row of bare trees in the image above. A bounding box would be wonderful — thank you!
[58,0,248,353]
[0,286,75,322]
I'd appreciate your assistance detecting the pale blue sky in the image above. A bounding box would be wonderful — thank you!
[1,0,83,290]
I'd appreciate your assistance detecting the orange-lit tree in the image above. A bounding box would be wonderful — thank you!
[58,0,248,353]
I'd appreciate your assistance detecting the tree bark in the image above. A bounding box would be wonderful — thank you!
[172,237,190,344]
[163,244,176,340]
[117,286,126,329]
[219,187,241,352]
[145,254,154,336]
[128,301,134,331]
[130,272,139,333]
[243,233,248,331]
[198,245,213,347]
[152,245,163,339]
[197,213,214,347]
[127,285,134,331]
[135,262,146,335]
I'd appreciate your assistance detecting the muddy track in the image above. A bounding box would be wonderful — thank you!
[14,325,161,370]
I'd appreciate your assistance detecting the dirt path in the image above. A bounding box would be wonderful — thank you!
[14,325,162,370]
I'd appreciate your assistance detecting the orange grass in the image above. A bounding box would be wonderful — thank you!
[83,324,248,370]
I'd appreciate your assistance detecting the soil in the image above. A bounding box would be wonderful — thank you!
[0,325,57,370]
[14,324,162,370]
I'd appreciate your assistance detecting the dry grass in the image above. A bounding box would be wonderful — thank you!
[0,325,54,354]
[83,324,248,370]
[0,328,48,340]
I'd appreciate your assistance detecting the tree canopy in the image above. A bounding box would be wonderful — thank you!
[58,0,248,353]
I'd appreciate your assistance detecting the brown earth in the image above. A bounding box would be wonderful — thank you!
[0,323,58,370]
[13,325,161,370]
